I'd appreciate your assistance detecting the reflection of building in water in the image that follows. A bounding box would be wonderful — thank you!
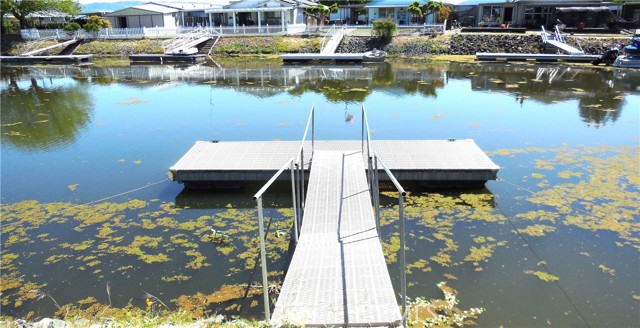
[460,64,635,128]
[14,64,448,101]
[8,63,637,127]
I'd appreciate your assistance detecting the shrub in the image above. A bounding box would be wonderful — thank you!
[63,22,81,31]
[372,19,396,41]
[83,23,100,32]
[87,15,112,29]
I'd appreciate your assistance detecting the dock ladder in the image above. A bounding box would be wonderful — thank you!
[253,105,408,327]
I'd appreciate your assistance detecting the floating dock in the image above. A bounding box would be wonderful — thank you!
[0,54,92,64]
[270,150,401,326]
[129,54,207,64]
[281,53,384,63]
[476,52,599,62]
[170,139,499,188]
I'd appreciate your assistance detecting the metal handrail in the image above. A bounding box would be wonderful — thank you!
[320,24,336,52]
[252,157,300,322]
[554,24,565,43]
[293,104,315,221]
[374,154,407,328]
[361,103,407,328]
[540,25,549,43]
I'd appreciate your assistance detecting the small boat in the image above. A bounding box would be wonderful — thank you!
[593,36,640,68]
[613,36,640,68]
[363,49,387,62]
[170,47,199,55]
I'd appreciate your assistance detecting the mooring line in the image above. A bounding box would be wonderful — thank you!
[497,177,607,222]
[493,179,592,328]
[0,178,169,228]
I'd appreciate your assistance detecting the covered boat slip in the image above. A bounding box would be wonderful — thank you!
[170,139,500,188]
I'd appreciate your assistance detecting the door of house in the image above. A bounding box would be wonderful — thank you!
[118,16,127,28]
[503,6,514,25]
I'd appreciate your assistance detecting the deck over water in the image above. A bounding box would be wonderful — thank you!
[271,150,401,326]
[170,139,499,186]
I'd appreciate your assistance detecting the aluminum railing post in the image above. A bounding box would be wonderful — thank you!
[300,150,305,212]
[361,106,364,153]
[374,156,380,233]
[256,197,270,321]
[290,161,299,242]
[311,106,315,158]
[295,163,302,226]
[399,193,406,328]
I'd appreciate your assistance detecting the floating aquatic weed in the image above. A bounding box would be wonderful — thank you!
[407,282,484,328]
[515,224,556,237]
[114,97,149,105]
[407,259,431,275]
[598,264,616,276]
[161,275,191,282]
[524,270,559,282]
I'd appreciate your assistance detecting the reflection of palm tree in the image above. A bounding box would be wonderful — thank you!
[1,75,93,151]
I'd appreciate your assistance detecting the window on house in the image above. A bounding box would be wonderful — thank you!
[481,5,502,25]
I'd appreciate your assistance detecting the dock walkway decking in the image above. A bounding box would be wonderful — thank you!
[170,139,499,187]
[270,150,401,326]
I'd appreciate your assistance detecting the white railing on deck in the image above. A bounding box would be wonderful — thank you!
[21,25,291,40]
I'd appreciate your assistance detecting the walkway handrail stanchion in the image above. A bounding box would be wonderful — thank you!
[312,106,315,158]
[290,160,299,242]
[255,196,270,321]
[295,105,315,215]
[376,154,407,328]
[253,157,295,322]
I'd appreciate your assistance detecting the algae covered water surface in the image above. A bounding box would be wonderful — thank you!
[1,62,638,326]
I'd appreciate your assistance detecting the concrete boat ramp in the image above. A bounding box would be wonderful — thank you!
[170,139,499,188]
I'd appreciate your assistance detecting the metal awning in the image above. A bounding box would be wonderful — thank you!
[556,6,610,12]
[205,7,293,13]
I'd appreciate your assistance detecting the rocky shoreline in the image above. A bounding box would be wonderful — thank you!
[337,33,631,56]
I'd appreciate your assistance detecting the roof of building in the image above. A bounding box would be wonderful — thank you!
[106,3,179,16]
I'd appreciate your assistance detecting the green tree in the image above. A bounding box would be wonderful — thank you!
[304,3,339,27]
[408,1,422,24]
[0,0,81,30]
[421,0,443,23]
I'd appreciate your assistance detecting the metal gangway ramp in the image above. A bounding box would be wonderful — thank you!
[541,25,584,55]
[254,105,406,327]
[271,150,400,326]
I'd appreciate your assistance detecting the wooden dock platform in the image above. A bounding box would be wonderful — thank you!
[270,150,402,326]
[129,54,206,64]
[476,52,599,62]
[0,54,92,64]
[170,139,499,188]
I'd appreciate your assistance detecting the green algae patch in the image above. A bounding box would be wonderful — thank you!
[515,224,556,237]
[524,270,560,282]
[599,264,616,276]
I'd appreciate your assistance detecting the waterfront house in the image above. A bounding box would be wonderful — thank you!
[455,0,634,30]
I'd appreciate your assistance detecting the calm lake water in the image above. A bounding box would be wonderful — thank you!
[1,61,638,327]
